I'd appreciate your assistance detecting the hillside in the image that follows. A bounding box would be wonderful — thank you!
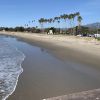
[84,22,100,29]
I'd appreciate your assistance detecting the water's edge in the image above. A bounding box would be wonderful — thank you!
[4,50,25,100]
[0,33,100,100]
[0,37,25,100]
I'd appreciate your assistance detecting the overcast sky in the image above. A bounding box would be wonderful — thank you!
[0,0,100,27]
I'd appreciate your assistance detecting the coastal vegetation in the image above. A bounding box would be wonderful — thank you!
[0,12,100,37]
[0,25,100,37]
[38,12,82,35]
[96,37,100,41]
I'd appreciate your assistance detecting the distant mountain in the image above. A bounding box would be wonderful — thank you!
[84,22,100,29]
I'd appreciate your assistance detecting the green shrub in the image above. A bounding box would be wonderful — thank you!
[96,37,100,41]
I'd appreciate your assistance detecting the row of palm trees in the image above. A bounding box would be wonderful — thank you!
[24,20,35,28]
[24,12,82,34]
[38,12,82,34]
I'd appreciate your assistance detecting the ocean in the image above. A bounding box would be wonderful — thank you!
[0,36,25,100]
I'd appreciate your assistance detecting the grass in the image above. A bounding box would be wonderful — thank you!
[96,37,100,41]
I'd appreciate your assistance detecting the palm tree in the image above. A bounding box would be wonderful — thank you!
[54,16,61,33]
[27,24,28,27]
[54,16,59,26]
[38,18,46,33]
[49,18,53,23]
[77,15,82,34]
[60,14,68,34]
[24,24,27,28]
[75,12,80,17]
[28,21,31,27]
[52,19,55,27]
[77,16,82,26]
[61,14,68,22]
[30,20,35,28]
[68,14,74,34]
[32,20,35,23]
[48,18,53,28]
[60,14,65,26]
[37,12,82,34]
[71,13,76,35]
[57,17,61,30]
[58,20,61,34]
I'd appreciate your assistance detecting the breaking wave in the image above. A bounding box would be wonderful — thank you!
[0,38,25,100]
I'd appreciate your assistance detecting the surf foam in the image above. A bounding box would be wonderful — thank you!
[0,38,25,100]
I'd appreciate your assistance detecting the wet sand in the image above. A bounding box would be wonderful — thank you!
[1,32,100,68]
[0,32,100,100]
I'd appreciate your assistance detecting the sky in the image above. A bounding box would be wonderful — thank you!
[0,0,100,27]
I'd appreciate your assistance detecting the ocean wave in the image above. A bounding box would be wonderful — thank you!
[0,38,25,100]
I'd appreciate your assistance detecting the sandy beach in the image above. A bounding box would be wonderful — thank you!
[1,32,100,65]
[0,32,100,100]
[1,31,100,56]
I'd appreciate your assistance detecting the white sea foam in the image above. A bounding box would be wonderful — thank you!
[0,38,25,100]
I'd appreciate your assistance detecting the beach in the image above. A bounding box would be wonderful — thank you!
[0,32,100,100]
[1,32,100,66]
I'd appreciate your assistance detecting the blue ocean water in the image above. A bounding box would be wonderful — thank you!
[0,37,25,100]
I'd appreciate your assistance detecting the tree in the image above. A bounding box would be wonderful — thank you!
[38,12,83,34]
[15,27,25,32]
[38,18,45,32]
[72,13,76,35]
[60,14,68,29]
[75,12,80,17]
[77,15,82,34]
[48,18,53,28]
[68,14,74,34]
[54,16,61,33]
[32,20,35,23]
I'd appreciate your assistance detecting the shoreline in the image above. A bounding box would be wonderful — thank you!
[0,31,100,57]
[0,37,25,100]
[0,31,100,67]
[0,32,100,100]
